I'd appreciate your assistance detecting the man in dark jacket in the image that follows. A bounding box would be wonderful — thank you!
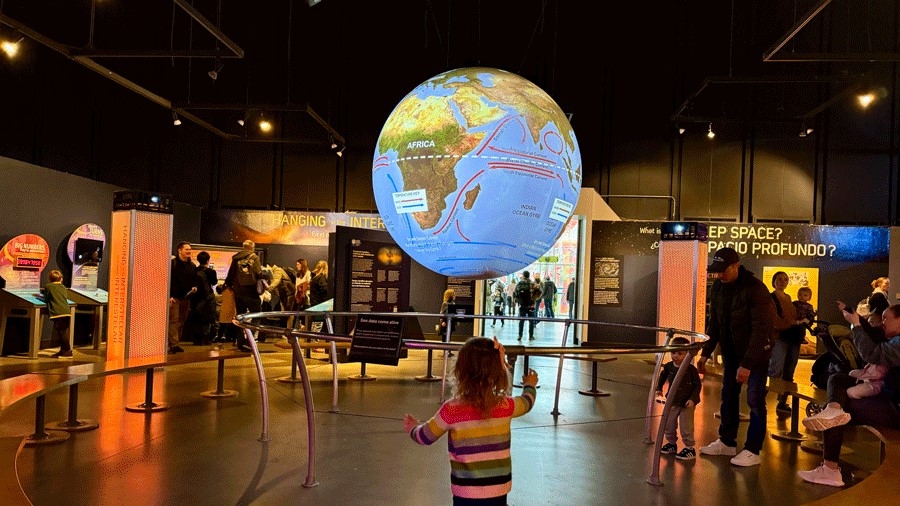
[697,247,775,467]
[224,239,262,352]
[169,241,198,353]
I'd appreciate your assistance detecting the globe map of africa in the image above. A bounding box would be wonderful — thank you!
[372,67,582,279]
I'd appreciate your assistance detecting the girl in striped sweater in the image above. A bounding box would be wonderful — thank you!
[404,337,538,505]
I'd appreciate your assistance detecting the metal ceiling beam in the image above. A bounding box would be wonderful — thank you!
[0,12,238,140]
[763,52,900,62]
[763,0,900,62]
[175,103,346,144]
[671,74,862,122]
[69,49,244,58]
[172,0,244,58]
[762,0,833,62]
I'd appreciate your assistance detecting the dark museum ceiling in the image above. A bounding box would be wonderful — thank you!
[1,0,897,162]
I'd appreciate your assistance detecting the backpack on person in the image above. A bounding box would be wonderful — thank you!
[515,280,533,306]
[235,255,259,287]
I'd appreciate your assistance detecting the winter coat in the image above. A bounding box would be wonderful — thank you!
[701,266,776,370]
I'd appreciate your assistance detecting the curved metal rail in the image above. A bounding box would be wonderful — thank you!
[234,310,707,488]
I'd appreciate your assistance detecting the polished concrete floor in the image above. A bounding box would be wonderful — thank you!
[0,329,882,506]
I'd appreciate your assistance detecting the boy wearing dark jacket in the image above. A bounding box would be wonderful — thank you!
[656,336,702,460]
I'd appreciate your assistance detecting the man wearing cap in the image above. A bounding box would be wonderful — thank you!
[697,247,775,467]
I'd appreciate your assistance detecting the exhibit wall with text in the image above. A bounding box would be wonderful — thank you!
[588,221,891,345]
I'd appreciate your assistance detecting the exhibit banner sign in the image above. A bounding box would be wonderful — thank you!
[588,220,890,346]
[0,234,50,290]
[67,223,106,291]
[201,209,385,246]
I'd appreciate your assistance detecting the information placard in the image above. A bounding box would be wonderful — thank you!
[347,315,405,366]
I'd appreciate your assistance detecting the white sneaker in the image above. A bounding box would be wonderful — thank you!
[730,449,761,467]
[699,439,737,456]
[797,462,845,487]
[802,405,851,432]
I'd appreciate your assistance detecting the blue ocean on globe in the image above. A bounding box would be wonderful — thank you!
[372,67,582,279]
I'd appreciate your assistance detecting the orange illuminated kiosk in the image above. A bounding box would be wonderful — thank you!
[656,222,708,345]
[106,191,173,412]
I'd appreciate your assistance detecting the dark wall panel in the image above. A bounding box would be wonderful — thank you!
[220,142,274,208]
[824,153,891,224]
[680,141,743,220]
[750,140,816,222]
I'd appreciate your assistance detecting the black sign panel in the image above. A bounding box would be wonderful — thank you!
[347,315,405,366]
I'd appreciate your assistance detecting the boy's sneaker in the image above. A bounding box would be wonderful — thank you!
[802,405,851,432]
[699,439,737,456]
[797,462,845,487]
[52,350,73,358]
[675,447,696,460]
[660,442,677,455]
[730,449,761,467]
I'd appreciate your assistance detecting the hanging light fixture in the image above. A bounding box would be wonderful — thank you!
[258,113,273,133]
[706,123,715,139]
[336,145,345,157]
[172,111,182,126]
[208,60,224,81]
[1,36,23,58]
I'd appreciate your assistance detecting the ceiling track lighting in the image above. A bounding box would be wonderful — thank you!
[706,123,715,139]
[172,111,182,126]
[1,36,24,58]
[677,126,686,135]
[336,145,345,157]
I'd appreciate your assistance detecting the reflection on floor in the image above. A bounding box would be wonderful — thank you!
[0,339,879,506]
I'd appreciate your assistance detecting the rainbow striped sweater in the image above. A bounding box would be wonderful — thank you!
[409,386,536,499]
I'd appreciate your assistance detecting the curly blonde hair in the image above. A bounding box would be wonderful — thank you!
[453,337,509,417]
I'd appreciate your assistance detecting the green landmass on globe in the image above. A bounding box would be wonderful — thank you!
[372,67,582,278]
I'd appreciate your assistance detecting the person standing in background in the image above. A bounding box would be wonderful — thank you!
[566,277,578,344]
[169,241,198,354]
[505,279,517,316]
[295,258,311,310]
[43,269,73,358]
[224,239,262,352]
[188,251,218,345]
[697,247,775,467]
[542,275,557,319]
[867,277,890,317]
[308,260,329,307]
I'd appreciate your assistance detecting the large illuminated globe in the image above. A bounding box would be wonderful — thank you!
[372,67,582,279]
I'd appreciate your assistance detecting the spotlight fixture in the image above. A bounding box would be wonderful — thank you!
[799,124,814,138]
[330,141,338,150]
[237,119,245,126]
[172,111,182,126]
[856,92,876,109]
[258,115,273,133]
[706,123,715,139]
[336,145,345,157]
[208,61,224,81]
[1,36,23,58]
[678,126,686,135]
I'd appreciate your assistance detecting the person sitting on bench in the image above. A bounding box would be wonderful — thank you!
[797,301,900,487]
